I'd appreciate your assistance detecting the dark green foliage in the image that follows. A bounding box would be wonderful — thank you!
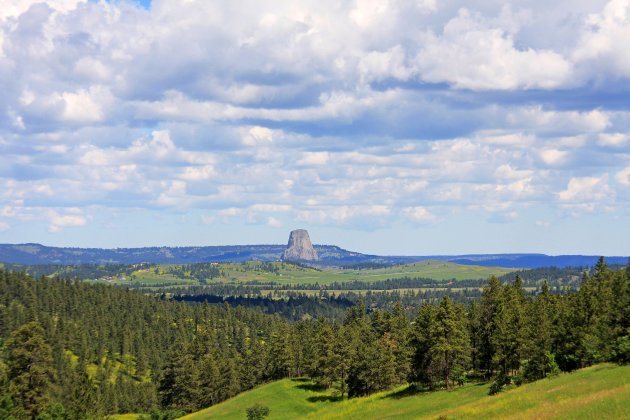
[522,351,559,382]
[488,372,511,395]
[246,403,270,419]
[0,270,284,416]
[476,276,503,377]
[409,297,470,389]
[5,321,55,418]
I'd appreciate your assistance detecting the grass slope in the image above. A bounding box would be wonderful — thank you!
[181,379,334,419]
[184,364,630,419]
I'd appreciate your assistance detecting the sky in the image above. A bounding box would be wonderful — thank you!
[0,0,630,256]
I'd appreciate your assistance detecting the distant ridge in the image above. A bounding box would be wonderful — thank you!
[0,243,626,268]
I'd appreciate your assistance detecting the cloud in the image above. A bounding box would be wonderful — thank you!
[297,152,330,166]
[218,208,243,217]
[494,164,533,181]
[57,86,112,123]
[242,126,274,146]
[573,0,630,79]
[401,206,438,223]
[47,208,88,232]
[1,0,630,243]
[249,204,292,213]
[297,205,391,225]
[557,175,613,210]
[179,166,216,181]
[540,149,570,166]
[0,0,85,20]
[616,166,630,186]
[598,132,629,147]
[414,9,572,90]
[0,221,9,232]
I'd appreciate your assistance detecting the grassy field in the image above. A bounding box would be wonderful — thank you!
[124,260,515,287]
[183,363,630,419]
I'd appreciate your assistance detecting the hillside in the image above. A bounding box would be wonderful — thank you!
[0,243,418,266]
[184,364,630,419]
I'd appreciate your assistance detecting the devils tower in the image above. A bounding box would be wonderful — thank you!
[282,229,319,261]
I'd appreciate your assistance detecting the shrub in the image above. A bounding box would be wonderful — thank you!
[246,403,270,420]
[488,373,511,395]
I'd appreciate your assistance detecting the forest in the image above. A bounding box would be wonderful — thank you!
[0,257,628,419]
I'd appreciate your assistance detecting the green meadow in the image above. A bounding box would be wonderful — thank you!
[125,260,515,287]
[183,363,630,420]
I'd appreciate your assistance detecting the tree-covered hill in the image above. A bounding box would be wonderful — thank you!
[0,256,628,418]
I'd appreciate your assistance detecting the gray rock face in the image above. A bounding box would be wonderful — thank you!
[282,229,319,261]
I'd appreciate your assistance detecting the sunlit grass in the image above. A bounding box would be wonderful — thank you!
[128,260,515,287]
[183,364,630,419]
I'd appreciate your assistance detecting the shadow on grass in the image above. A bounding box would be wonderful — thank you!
[295,383,329,392]
[383,384,425,400]
[384,382,488,400]
[307,395,343,403]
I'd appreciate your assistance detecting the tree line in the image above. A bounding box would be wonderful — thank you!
[0,257,628,418]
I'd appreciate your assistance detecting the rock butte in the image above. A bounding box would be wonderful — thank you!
[282,229,319,262]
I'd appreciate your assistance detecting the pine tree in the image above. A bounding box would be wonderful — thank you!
[492,278,526,376]
[384,302,412,383]
[197,352,221,408]
[5,321,56,418]
[157,344,200,412]
[429,297,470,388]
[0,352,14,419]
[467,301,481,371]
[347,331,397,397]
[478,276,503,378]
[410,304,437,388]
[312,319,341,389]
[523,281,558,380]
[267,323,294,379]
[611,260,630,363]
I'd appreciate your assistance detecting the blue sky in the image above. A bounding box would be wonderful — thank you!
[0,0,629,256]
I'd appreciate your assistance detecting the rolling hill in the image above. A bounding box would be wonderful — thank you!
[183,363,630,419]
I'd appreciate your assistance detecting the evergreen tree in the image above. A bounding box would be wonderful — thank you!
[428,297,470,388]
[611,260,630,363]
[266,323,294,379]
[5,321,55,418]
[523,281,558,380]
[157,344,200,412]
[197,352,220,408]
[477,276,503,378]
[492,278,526,376]
[381,302,412,383]
[347,331,397,397]
[312,319,340,389]
[410,304,437,388]
[0,351,14,420]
